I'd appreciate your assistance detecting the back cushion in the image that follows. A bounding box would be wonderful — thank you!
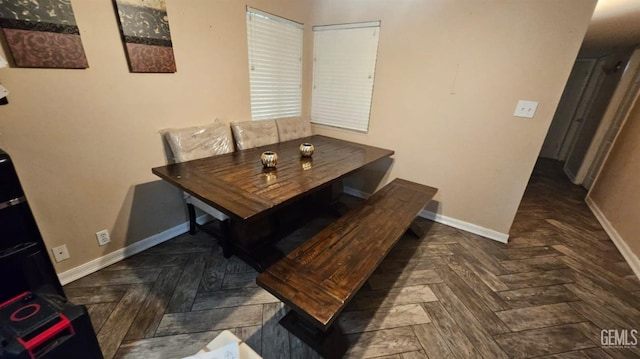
[164,120,233,162]
[230,120,279,150]
[275,117,312,142]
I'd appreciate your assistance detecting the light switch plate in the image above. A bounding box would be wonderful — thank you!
[514,100,538,118]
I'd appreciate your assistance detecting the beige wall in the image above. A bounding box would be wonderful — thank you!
[309,0,596,234]
[0,0,312,272]
[0,0,596,274]
[588,86,640,257]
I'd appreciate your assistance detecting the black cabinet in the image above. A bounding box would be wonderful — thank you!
[0,149,64,302]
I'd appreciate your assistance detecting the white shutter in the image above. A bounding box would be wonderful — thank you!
[246,8,303,121]
[311,22,380,132]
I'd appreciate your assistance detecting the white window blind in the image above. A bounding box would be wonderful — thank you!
[246,8,303,121]
[311,22,380,132]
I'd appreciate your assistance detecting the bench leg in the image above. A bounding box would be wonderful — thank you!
[408,220,425,239]
[279,311,349,359]
[187,203,197,235]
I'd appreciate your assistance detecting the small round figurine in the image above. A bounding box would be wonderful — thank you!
[299,143,314,157]
[260,151,278,168]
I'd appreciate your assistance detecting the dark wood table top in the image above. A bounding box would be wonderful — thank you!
[152,135,394,222]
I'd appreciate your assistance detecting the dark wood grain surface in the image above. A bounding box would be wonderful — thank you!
[152,135,394,222]
[257,179,438,330]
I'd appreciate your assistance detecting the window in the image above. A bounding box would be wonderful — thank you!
[246,8,303,120]
[311,22,380,132]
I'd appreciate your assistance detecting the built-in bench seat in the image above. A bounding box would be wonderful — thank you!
[162,117,313,238]
[230,116,312,150]
[256,178,438,358]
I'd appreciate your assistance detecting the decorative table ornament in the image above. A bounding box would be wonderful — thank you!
[299,143,314,157]
[260,151,278,168]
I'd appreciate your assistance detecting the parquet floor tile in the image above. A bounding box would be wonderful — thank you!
[65,159,640,358]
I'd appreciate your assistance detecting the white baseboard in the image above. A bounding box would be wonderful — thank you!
[419,210,509,243]
[564,165,581,185]
[343,186,509,243]
[57,214,209,285]
[586,197,640,281]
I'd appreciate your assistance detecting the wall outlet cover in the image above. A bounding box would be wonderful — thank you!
[96,229,111,246]
[52,244,70,262]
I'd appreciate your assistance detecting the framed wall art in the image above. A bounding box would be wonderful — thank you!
[114,0,176,73]
[0,0,89,68]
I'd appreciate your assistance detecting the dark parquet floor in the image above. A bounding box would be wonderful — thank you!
[64,158,640,358]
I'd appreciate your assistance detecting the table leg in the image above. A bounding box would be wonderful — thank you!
[219,219,234,258]
[408,220,425,239]
[187,203,197,235]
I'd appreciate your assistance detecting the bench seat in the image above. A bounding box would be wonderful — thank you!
[256,178,437,345]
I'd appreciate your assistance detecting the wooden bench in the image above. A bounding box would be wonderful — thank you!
[256,178,438,358]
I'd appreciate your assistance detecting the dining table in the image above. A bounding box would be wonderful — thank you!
[152,134,394,269]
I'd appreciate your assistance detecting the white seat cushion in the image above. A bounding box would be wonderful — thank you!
[164,120,233,162]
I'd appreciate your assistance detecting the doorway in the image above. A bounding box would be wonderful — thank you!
[582,57,640,188]
[539,59,596,160]
[539,50,635,188]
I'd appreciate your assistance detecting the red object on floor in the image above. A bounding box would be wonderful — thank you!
[0,292,103,359]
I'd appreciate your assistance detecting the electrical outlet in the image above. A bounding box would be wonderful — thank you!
[52,244,70,262]
[96,229,111,246]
